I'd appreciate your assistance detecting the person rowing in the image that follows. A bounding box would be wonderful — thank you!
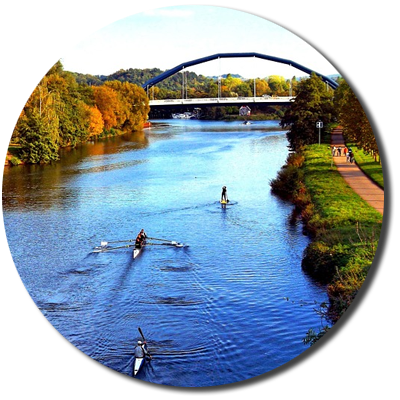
[221,186,228,203]
[135,340,152,360]
[135,229,147,249]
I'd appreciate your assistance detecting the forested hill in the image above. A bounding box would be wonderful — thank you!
[73,68,212,90]
[72,67,304,100]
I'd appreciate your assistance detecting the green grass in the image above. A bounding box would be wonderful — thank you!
[303,144,382,228]
[300,144,382,321]
[347,143,384,189]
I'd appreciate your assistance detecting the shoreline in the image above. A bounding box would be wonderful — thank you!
[5,121,152,167]
[270,142,382,326]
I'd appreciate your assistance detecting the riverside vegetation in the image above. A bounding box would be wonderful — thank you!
[7,62,308,166]
[271,74,383,344]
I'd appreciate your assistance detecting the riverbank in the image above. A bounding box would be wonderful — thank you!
[270,143,382,324]
[5,121,152,167]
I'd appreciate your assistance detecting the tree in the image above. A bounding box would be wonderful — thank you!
[17,110,60,163]
[334,78,379,160]
[104,81,150,131]
[85,105,104,137]
[280,73,335,151]
[267,75,287,95]
[92,85,122,130]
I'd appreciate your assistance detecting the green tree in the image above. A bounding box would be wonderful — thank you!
[18,110,60,163]
[267,75,287,95]
[280,73,335,151]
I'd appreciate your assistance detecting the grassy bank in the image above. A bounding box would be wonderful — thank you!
[347,143,384,189]
[271,144,382,323]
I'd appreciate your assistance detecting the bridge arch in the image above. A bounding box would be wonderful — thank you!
[142,52,338,91]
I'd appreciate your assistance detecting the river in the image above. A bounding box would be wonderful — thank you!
[2,119,329,387]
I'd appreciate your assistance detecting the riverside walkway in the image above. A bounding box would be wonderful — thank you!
[331,127,384,215]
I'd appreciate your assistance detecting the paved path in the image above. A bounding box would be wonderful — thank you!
[331,127,384,215]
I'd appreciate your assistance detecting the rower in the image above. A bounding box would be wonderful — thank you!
[135,230,146,249]
[135,340,152,359]
[140,229,147,240]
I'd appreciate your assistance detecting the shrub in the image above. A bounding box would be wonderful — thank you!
[10,156,21,166]
[270,165,304,199]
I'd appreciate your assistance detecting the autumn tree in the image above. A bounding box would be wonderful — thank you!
[334,78,378,160]
[84,105,104,137]
[92,85,121,130]
[104,81,150,131]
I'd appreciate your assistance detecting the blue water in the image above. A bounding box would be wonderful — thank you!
[2,119,328,387]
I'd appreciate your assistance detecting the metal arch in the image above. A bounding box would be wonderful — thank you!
[142,52,339,90]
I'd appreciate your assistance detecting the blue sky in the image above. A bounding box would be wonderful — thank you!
[61,5,339,79]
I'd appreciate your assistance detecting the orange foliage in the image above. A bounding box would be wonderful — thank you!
[92,86,121,130]
[85,105,104,136]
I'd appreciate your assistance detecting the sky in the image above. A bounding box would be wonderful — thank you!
[61,5,340,80]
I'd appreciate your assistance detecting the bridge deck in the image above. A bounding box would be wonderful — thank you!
[149,96,294,107]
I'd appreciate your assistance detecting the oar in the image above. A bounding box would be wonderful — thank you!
[93,244,135,253]
[100,238,135,246]
[145,242,181,247]
[147,236,180,245]
[145,242,186,248]
[138,327,146,341]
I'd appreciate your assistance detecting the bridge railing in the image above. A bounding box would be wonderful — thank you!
[149,96,295,105]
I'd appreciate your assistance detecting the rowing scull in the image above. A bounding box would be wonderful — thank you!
[133,240,146,259]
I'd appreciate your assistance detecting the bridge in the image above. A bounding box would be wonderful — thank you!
[143,52,338,109]
[149,96,294,109]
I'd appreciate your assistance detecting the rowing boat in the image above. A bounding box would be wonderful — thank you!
[134,327,150,376]
[134,355,145,376]
[133,240,146,259]
[93,235,185,258]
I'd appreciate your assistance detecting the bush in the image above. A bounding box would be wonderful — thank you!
[301,242,337,282]
[270,165,304,199]
[10,156,21,166]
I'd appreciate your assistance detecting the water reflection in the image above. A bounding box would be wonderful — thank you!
[2,130,149,210]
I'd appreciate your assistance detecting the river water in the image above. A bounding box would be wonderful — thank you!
[2,119,328,387]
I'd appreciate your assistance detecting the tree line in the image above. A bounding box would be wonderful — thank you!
[280,73,379,160]
[11,61,149,164]
[11,61,374,164]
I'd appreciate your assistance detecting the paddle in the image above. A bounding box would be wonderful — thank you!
[138,327,152,360]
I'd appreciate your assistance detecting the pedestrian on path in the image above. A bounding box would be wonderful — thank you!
[348,148,354,163]
[332,146,337,157]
